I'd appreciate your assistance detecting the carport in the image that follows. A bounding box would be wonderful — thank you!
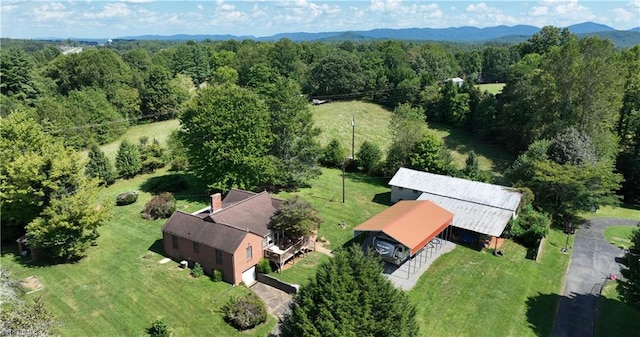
[354,200,454,278]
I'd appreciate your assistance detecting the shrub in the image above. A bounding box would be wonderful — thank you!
[115,140,141,178]
[191,262,203,278]
[257,258,271,274]
[320,138,346,168]
[505,204,551,247]
[147,318,170,337]
[223,293,267,330]
[357,141,382,173]
[116,191,139,206]
[142,192,176,220]
[211,269,223,282]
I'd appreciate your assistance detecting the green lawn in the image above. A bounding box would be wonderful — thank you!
[408,229,572,337]
[276,168,391,250]
[604,226,636,249]
[97,119,180,161]
[311,100,393,155]
[0,168,275,336]
[584,203,640,221]
[272,252,330,286]
[476,83,506,95]
[311,100,515,176]
[595,281,640,337]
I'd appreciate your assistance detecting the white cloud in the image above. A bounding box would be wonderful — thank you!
[197,4,203,10]
[1,4,18,13]
[530,6,549,17]
[82,3,132,19]
[32,2,72,22]
[463,2,517,26]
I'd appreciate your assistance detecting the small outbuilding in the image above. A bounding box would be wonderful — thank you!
[354,200,453,265]
[388,168,522,248]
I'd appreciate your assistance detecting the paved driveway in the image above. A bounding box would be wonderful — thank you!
[553,218,638,337]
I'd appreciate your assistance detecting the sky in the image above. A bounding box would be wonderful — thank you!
[1,0,639,39]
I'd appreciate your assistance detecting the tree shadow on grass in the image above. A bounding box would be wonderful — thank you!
[1,242,72,268]
[346,172,389,188]
[526,291,633,337]
[140,172,209,204]
[431,122,514,174]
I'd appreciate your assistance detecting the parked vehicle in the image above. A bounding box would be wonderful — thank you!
[373,236,410,265]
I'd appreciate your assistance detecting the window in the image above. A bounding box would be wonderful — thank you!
[193,242,199,254]
[246,245,253,260]
[216,249,223,265]
[172,235,178,249]
[263,233,273,248]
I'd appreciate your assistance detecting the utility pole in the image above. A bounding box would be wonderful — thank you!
[342,157,346,203]
[351,115,355,160]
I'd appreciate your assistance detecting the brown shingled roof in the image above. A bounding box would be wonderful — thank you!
[161,211,248,253]
[210,191,279,237]
[354,200,453,256]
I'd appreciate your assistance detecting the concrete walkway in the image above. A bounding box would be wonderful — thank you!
[553,218,638,337]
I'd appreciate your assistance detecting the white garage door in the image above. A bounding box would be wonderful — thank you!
[241,266,256,285]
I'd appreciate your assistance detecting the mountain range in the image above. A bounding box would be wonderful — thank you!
[63,22,640,48]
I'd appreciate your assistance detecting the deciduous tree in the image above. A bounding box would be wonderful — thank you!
[270,196,321,239]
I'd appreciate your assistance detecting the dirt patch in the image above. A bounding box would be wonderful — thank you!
[21,276,44,294]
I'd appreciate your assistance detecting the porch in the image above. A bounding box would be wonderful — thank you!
[264,236,315,272]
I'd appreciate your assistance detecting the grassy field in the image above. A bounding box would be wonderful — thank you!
[312,100,515,175]
[604,226,636,249]
[98,119,180,161]
[595,282,640,337]
[311,100,393,155]
[0,168,275,336]
[477,83,506,95]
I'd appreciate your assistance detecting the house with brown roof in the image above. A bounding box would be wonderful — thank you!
[162,189,303,285]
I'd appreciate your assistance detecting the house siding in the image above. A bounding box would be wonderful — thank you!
[231,233,264,285]
[390,185,422,203]
[162,232,236,284]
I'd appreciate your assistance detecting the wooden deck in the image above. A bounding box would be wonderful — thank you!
[264,237,315,272]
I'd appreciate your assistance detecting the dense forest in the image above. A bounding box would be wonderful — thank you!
[1,27,639,257]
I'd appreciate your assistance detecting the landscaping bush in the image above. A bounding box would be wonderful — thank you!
[257,258,271,274]
[191,262,203,278]
[142,192,176,220]
[505,204,551,247]
[116,191,139,206]
[147,318,170,337]
[222,293,267,331]
[357,140,382,173]
[211,269,223,282]
[320,138,346,168]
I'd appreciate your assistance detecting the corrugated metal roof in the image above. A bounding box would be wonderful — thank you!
[417,193,513,237]
[389,168,522,211]
[353,200,453,256]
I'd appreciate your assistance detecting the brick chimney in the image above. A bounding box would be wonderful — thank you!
[210,193,222,213]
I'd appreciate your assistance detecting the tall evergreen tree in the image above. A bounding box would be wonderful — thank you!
[115,140,141,178]
[86,144,116,185]
[280,246,419,337]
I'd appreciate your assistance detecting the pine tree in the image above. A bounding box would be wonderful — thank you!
[280,246,419,337]
[115,140,141,178]
[86,144,116,185]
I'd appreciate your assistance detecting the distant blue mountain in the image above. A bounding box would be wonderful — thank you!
[566,22,615,34]
[37,22,638,46]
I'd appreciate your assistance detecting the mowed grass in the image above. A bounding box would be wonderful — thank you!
[477,83,506,95]
[311,100,515,175]
[604,226,636,249]
[99,119,180,161]
[311,100,393,154]
[0,168,275,336]
[595,282,640,337]
[275,168,391,250]
[584,203,640,221]
[409,229,572,337]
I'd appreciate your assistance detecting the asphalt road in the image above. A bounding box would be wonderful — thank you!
[553,218,638,337]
